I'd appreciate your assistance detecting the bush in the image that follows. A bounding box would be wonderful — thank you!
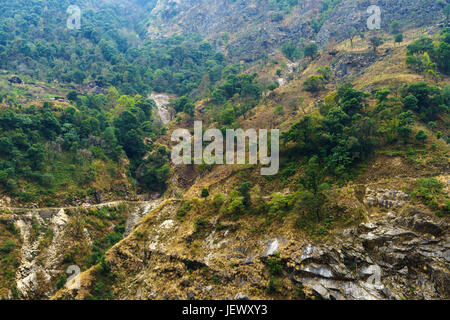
[40,173,55,187]
[271,12,284,22]
[63,253,75,264]
[201,188,209,198]
[304,75,325,92]
[266,276,280,294]
[177,203,191,219]
[268,193,289,215]
[56,274,67,290]
[6,179,18,192]
[227,198,245,215]
[1,240,16,253]
[281,42,302,61]
[369,37,383,53]
[238,181,252,207]
[304,43,318,59]
[266,82,279,91]
[194,218,208,233]
[213,193,225,208]
[390,21,400,34]
[265,254,282,275]
[415,130,428,142]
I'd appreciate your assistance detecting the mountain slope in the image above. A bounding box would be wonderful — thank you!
[147,0,448,62]
[0,0,449,301]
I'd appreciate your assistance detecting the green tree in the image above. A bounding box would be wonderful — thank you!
[238,181,252,208]
[303,75,325,92]
[304,43,318,59]
[444,4,450,22]
[415,130,428,142]
[395,33,404,45]
[281,42,302,61]
[390,21,400,34]
[369,37,383,53]
[201,188,209,198]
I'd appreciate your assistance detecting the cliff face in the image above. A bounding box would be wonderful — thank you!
[0,201,161,299]
[147,0,447,62]
[148,0,315,62]
[316,0,448,45]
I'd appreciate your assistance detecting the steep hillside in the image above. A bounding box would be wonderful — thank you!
[148,0,448,62]
[51,26,449,300]
[0,0,449,301]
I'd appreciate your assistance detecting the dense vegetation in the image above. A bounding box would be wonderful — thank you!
[0,0,226,96]
[282,82,448,178]
[276,81,449,228]
[0,91,169,204]
[406,28,450,79]
[0,0,236,203]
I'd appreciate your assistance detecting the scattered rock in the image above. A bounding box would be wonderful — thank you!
[234,293,249,300]
[262,238,280,257]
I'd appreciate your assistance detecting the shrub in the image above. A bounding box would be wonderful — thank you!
[266,82,279,91]
[238,181,252,207]
[390,21,400,34]
[271,12,284,22]
[194,218,208,233]
[266,276,281,294]
[410,177,445,211]
[266,254,282,275]
[201,188,209,198]
[268,193,289,215]
[369,37,383,53]
[1,240,16,253]
[213,193,225,208]
[415,130,428,142]
[63,253,75,264]
[395,33,404,44]
[304,43,318,59]
[56,274,67,290]
[6,179,17,192]
[303,75,325,92]
[227,198,244,216]
[40,173,55,187]
[281,42,302,61]
[177,203,191,219]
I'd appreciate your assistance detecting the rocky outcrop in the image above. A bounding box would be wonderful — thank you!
[316,0,446,46]
[148,0,314,62]
[364,187,409,209]
[6,200,163,299]
[147,0,445,62]
[149,93,172,125]
[331,52,379,79]
[289,207,449,300]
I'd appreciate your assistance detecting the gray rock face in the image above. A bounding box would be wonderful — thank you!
[262,238,280,257]
[364,188,409,209]
[234,293,249,300]
[148,0,444,62]
[331,52,378,79]
[316,0,445,46]
[289,207,449,300]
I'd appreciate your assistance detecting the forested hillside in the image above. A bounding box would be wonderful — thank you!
[0,0,226,96]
